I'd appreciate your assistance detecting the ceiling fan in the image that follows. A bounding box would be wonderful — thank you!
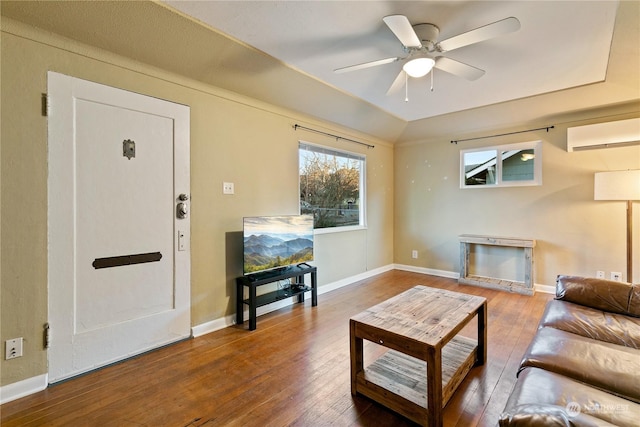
[334,15,521,96]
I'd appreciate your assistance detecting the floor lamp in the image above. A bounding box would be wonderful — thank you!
[594,169,640,283]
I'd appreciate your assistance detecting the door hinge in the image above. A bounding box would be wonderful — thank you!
[43,323,50,349]
[41,93,49,117]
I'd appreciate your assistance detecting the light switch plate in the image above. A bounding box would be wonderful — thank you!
[5,338,23,360]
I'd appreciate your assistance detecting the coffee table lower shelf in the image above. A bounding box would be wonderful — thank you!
[355,336,477,425]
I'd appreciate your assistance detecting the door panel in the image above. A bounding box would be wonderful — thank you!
[75,99,175,332]
[48,72,190,382]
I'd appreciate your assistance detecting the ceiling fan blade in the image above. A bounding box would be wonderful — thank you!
[383,15,422,48]
[386,70,407,95]
[437,17,520,52]
[334,57,400,74]
[434,57,485,81]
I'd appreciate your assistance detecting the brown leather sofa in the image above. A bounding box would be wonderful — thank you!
[499,275,640,426]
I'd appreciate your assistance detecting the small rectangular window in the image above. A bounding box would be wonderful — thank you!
[461,141,542,188]
[299,142,366,230]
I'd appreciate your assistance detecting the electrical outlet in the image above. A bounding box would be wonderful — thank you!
[411,250,418,259]
[222,182,234,195]
[611,272,623,282]
[5,338,23,360]
[596,271,605,279]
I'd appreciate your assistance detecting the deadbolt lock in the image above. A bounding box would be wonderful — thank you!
[177,202,189,219]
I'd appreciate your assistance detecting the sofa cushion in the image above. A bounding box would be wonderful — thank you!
[539,300,640,348]
[500,367,639,427]
[519,327,640,403]
[556,275,634,316]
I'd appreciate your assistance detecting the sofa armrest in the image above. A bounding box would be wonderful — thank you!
[556,275,638,316]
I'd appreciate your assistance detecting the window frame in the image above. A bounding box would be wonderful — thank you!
[460,140,542,189]
[298,141,367,233]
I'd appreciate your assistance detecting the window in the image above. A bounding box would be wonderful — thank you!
[299,142,366,230]
[460,141,542,188]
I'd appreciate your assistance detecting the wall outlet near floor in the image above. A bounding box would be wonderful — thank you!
[411,250,418,259]
[596,271,605,279]
[611,272,623,282]
[5,338,23,360]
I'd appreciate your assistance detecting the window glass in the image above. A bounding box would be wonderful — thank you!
[463,150,497,186]
[461,141,541,188]
[299,142,365,230]
[502,148,535,182]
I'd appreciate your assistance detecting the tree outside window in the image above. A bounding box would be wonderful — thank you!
[299,143,365,229]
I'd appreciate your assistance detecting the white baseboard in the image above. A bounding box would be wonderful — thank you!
[191,316,235,337]
[317,264,395,294]
[534,284,555,294]
[393,263,460,279]
[192,264,395,337]
[0,373,48,405]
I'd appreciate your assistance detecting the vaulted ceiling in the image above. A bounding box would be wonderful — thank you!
[165,1,617,123]
[2,1,639,143]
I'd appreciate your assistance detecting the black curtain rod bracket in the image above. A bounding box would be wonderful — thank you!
[451,125,555,144]
[293,124,374,149]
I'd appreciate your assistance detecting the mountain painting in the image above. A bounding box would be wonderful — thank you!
[243,215,314,274]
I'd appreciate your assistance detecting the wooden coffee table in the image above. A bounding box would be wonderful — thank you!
[350,286,487,427]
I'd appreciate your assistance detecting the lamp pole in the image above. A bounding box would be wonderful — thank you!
[627,200,633,282]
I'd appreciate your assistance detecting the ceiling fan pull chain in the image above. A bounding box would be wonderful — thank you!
[405,73,409,102]
[430,69,434,92]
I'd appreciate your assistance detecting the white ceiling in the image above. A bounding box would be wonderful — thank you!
[165,1,618,122]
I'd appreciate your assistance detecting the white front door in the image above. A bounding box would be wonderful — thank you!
[47,72,191,383]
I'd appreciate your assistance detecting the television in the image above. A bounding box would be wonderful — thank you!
[243,215,314,275]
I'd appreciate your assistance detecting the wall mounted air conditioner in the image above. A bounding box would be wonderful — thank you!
[567,117,640,152]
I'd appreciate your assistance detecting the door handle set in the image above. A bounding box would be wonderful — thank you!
[177,193,189,219]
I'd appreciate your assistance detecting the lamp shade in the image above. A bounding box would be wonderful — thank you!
[403,56,435,78]
[594,170,640,201]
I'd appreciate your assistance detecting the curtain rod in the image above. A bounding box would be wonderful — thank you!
[450,125,555,144]
[293,124,374,149]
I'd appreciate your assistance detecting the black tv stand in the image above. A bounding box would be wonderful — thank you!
[236,264,317,330]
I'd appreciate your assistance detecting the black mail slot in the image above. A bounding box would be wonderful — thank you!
[93,252,162,269]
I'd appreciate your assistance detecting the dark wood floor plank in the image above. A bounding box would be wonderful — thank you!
[458,289,533,418]
[0,270,552,426]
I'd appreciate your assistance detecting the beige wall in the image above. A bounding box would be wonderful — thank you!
[394,113,640,286]
[0,19,394,387]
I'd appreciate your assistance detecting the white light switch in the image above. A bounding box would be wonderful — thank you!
[223,182,234,195]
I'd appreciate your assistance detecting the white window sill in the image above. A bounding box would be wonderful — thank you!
[314,225,367,235]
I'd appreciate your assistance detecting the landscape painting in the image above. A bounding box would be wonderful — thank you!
[243,215,314,275]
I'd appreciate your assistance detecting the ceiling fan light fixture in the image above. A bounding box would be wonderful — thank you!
[403,56,435,78]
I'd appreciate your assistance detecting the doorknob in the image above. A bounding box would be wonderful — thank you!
[177,202,188,219]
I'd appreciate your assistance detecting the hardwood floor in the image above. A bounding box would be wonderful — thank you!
[1,270,552,426]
